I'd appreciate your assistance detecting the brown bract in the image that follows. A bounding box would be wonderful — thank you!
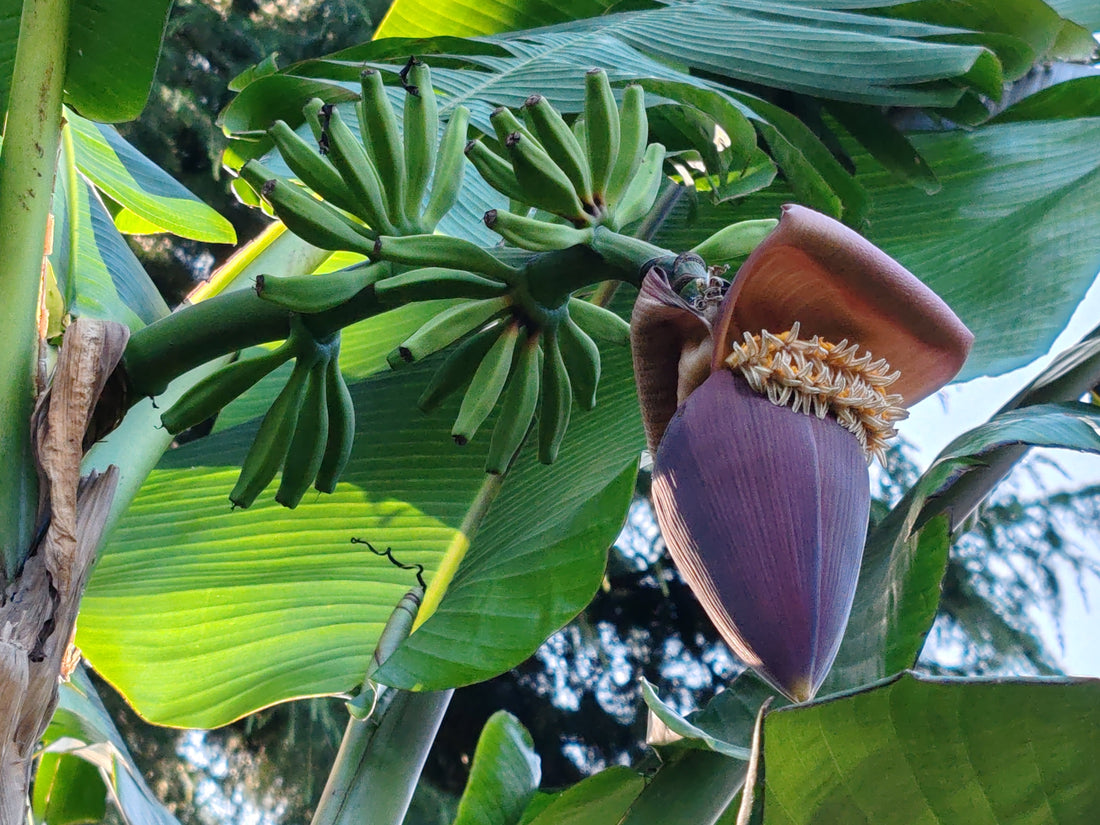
[711,204,973,405]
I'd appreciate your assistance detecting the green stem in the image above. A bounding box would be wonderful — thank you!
[588,228,674,287]
[122,273,382,399]
[0,0,72,575]
[312,472,506,825]
[311,687,453,825]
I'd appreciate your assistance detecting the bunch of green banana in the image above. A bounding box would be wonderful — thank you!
[392,286,628,472]
[243,57,471,248]
[160,319,355,508]
[467,70,669,253]
[232,329,356,509]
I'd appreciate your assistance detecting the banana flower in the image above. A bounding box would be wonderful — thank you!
[632,205,973,702]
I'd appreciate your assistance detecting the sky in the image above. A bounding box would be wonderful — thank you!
[905,274,1100,677]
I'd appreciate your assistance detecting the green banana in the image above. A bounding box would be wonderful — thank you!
[504,131,588,223]
[567,297,631,346]
[230,351,316,508]
[452,321,521,445]
[464,139,525,203]
[522,94,594,208]
[584,68,620,206]
[690,218,779,265]
[402,59,439,224]
[422,106,471,229]
[605,84,647,206]
[485,332,541,474]
[557,315,601,411]
[417,322,507,412]
[276,355,330,508]
[374,267,510,304]
[607,142,666,230]
[304,97,327,144]
[322,104,397,235]
[372,234,519,283]
[315,343,356,494]
[255,261,386,314]
[484,209,594,252]
[242,163,377,256]
[389,295,513,367]
[359,69,407,228]
[538,329,573,464]
[160,342,293,435]
[269,120,360,216]
[489,106,538,149]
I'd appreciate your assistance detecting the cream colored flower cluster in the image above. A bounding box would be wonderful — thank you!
[724,322,907,463]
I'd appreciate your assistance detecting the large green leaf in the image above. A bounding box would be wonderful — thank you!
[66,109,235,242]
[79,330,643,726]
[762,673,1100,824]
[654,116,1100,382]
[374,0,1005,107]
[50,118,169,329]
[64,0,174,122]
[0,0,173,121]
[826,402,1100,693]
[32,754,106,825]
[381,2,997,107]
[522,767,645,825]
[376,0,624,38]
[1047,0,1100,29]
[42,668,180,825]
[453,711,541,825]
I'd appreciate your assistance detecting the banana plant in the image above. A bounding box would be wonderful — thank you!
[3,0,1100,823]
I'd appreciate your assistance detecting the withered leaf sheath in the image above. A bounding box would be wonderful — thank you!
[633,204,973,702]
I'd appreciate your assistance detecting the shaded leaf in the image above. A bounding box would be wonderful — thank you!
[1047,0,1100,30]
[990,74,1100,123]
[64,0,174,122]
[522,767,644,825]
[621,750,747,825]
[32,753,107,825]
[44,668,180,825]
[827,403,1100,692]
[453,711,541,825]
[640,679,753,760]
[0,0,172,121]
[825,101,939,193]
[653,117,1100,382]
[763,673,1100,824]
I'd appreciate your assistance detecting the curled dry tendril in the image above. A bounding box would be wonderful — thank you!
[351,538,426,589]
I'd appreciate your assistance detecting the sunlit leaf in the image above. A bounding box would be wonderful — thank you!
[51,120,169,329]
[67,109,235,242]
[79,339,642,726]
